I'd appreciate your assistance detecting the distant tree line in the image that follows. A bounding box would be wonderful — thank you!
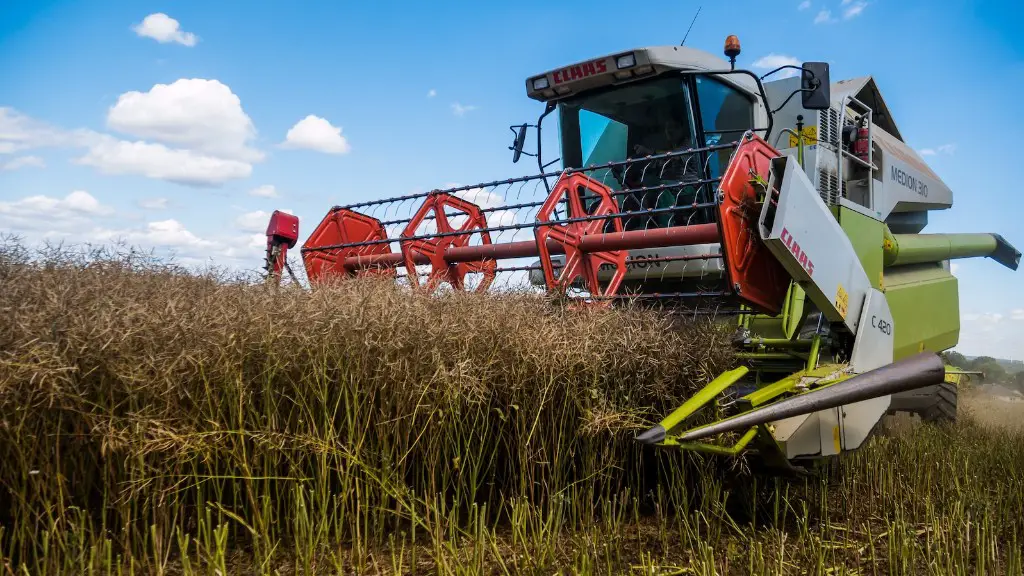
[942,351,1024,391]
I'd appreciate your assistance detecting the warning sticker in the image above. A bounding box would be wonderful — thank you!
[835,284,849,319]
[787,125,819,149]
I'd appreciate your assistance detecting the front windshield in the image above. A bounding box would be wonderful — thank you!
[559,76,697,169]
[557,75,707,229]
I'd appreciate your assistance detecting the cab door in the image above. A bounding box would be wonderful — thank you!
[693,75,756,180]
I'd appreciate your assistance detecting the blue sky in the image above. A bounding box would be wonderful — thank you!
[1,0,1021,359]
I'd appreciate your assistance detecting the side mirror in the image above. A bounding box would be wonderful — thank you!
[801,62,831,110]
[510,124,529,163]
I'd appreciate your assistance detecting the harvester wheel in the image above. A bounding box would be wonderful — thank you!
[888,381,958,423]
[919,382,958,423]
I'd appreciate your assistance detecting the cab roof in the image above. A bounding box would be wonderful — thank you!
[525,45,758,102]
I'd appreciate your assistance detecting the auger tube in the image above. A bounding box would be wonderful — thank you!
[883,229,1021,270]
[669,352,945,443]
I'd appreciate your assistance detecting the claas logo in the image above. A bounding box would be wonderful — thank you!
[552,59,608,85]
[781,227,815,277]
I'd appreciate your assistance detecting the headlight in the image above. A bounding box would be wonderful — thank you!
[615,53,636,69]
[532,77,550,90]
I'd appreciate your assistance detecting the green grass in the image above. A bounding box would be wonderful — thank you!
[1,241,1022,575]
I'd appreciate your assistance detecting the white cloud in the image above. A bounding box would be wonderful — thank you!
[236,208,293,233]
[106,79,261,162]
[282,115,351,154]
[919,143,956,157]
[0,191,269,271]
[958,311,1024,361]
[119,219,207,247]
[0,191,114,234]
[0,155,45,170]
[3,83,261,187]
[427,89,437,98]
[486,209,518,228]
[451,187,505,209]
[814,9,835,24]
[132,13,198,46]
[248,184,279,198]
[752,54,802,78]
[451,103,478,117]
[798,0,811,9]
[0,107,97,153]
[76,138,252,186]
[842,1,868,19]
[139,198,168,210]
[236,210,272,233]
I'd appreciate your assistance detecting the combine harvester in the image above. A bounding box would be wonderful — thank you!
[264,36,1019,472]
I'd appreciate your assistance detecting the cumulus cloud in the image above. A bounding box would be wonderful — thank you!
[282,115,351,154]
[248,185,279,198]
[1013,309,1024,321]
[814,9,835,24]
[132,13,198,46]
[3,79,261,188]
[752,54,802,78]
[106,79,261,162]
[0,155,45,171]
[95,219,209,248]
[798,0,811,9]
[1,191,272,271]
[76,138,252,186]
[0,191,114,235]
[451,103,478,117]
[235,210,272,233]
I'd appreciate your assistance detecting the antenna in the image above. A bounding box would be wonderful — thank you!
[680,6,702,46]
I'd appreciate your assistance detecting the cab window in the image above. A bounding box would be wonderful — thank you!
[695,76,754,178]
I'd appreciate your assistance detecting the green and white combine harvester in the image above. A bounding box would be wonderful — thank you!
[264,35,1020,472]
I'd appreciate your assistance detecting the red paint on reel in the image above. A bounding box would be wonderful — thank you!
[534,173,627,300]
[716,134,790,314]
[303,209,394,283]
[400,192,497,291]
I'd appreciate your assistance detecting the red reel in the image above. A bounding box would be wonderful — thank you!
[716,134,789,314]
[400,192,497,292]
[534,173,627,300]
[303,209,394,283]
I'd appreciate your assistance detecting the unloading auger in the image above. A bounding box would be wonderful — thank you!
[263,36,1019,471]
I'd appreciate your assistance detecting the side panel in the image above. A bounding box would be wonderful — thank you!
[759,155,873,334]
[883,264,960,360]
[773,413,823,459]
[842,289,895,450]
[838,207,884,290]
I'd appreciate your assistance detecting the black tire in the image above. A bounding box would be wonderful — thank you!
[919,382,958,423]
[888,381,958,423]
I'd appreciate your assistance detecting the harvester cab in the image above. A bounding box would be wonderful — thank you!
[264,36,1020,472]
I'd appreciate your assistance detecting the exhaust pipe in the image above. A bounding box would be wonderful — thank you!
[639,352,945,444]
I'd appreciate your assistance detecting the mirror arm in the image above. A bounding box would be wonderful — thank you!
[770,87,815,115]
[536,102,557,193]
[703,69,774,141]
[759,64,811,81]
